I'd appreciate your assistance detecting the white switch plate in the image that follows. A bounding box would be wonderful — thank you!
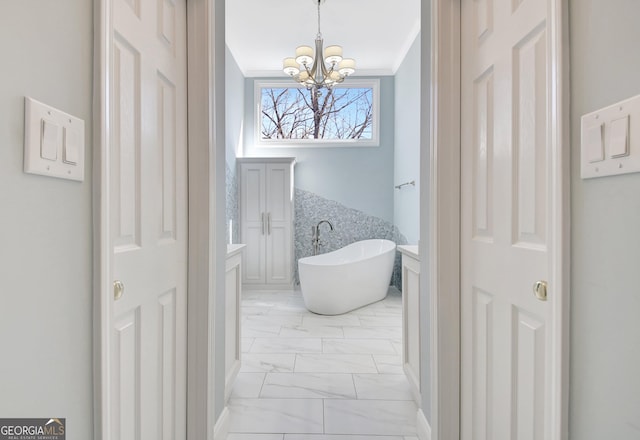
[24,97,85,181]
[581,94,640,179]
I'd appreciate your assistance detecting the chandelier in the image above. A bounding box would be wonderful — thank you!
[282,0,356,91]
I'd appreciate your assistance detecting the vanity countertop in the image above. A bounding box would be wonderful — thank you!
[227,244,246,257]
[397,245,419,260]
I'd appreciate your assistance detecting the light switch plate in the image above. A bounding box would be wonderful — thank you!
[581,94,640,179]
[24,97,85,181]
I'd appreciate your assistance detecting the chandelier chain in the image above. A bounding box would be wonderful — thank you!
[316,0,322,39]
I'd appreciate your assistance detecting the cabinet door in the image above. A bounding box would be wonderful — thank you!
[265,163,292,284]
[240,163,266,284]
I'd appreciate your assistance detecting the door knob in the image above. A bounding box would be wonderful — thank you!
[533,280,548,301]
[113,280,125,300]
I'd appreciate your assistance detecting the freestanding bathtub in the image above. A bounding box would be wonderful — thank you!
[298,239,396,315]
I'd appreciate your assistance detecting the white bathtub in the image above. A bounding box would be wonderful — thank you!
[298,239,396,315]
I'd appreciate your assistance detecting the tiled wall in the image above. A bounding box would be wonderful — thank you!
[226,161,239,245]
[294,188,407,289]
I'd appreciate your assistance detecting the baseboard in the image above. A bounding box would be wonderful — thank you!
[416,408,432,440]
[212,406,230,440]
[225,360,241,402]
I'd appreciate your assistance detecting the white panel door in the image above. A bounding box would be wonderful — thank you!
[460,0,556,438]
[240,163,267,284]
[265,163,292,284]
[109,0,187,436]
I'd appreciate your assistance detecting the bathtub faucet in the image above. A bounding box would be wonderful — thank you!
[312,220,334,255]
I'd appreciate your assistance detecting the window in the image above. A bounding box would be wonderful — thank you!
[255,79,380,147]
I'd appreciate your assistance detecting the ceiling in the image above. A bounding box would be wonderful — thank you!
[226,0,421,77]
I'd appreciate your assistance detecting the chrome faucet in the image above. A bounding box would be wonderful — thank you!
[311,220,334,255]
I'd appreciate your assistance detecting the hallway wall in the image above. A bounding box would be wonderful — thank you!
[0,2,93,439]
[569,0,640,438]
[394,33,421,245]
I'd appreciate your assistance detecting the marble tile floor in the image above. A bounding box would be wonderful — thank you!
[226,287,418,440]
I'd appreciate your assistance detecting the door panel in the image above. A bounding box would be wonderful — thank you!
[109,0,187,435]
[267,225,289,282]
[513,24,548,248]
[266,165,286,221]
[113,311,141,440]
[158,289,178,440]
[473,67,494,241]
[158,73,178,242]
[242,165,266,222]
[265,164,292,284]
[461,0,553,438]
[513,308,546,440]
[240,164,267,284]
[243,227,265,282]
[472,288,494,440]
[112,34,141,251]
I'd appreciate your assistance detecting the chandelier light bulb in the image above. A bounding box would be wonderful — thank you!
[297,71,310,82]
[328,70,342,82]
[283,58,300,76]
[338,58,356,76]
[324,45,343,65]
[295,46,314,66]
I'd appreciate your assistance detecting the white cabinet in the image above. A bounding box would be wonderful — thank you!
[238,158,295,289]
[225,244,245,401]
[398,245,421,405]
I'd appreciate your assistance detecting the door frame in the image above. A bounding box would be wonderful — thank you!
[92,0,226,438]
[425,0,571,439]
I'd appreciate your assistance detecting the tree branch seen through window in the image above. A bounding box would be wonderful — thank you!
[260,86,374,141]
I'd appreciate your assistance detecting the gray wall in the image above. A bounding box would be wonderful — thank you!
[0,2,93,439]
[243,77,396,223]
[419,0,432,421]
[226,45,244,244]
[394,33,421,245]
[569,1,640,438]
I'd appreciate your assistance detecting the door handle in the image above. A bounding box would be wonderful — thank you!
[267,213,271,235]
[261,213,265,235]
[533,280,548,301]
[114,280,125,301]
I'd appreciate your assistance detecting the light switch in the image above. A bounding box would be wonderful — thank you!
[585,123,604,163]
[24,97,85,181]
[581,93,640,179]
[41,119,60,161]
[609,115,629,158]
[63,127,79,165]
